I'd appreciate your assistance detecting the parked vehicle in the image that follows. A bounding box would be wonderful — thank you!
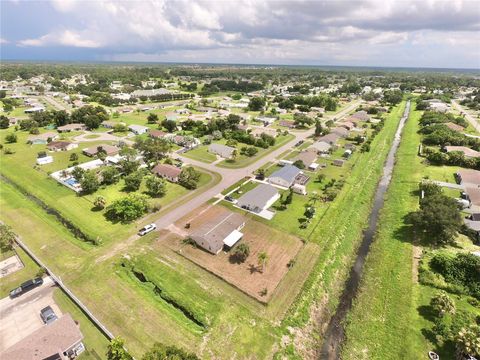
[40,306,58,324]
[294,140,304,147]
[9,277,44,298]
[225,196,234,202]
[138,223,157,236]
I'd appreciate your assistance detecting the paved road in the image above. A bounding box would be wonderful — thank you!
[152,100,362,230]
[452,100,480,133]
[433,180,464,190]
[42,95,71,112]
[0,276,59,351]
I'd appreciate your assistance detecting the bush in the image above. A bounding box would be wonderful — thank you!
[5,133,17,143]
[105,194,149,222]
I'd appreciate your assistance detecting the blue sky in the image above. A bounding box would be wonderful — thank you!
[1,0,479,69]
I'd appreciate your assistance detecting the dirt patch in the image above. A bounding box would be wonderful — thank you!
[412,245,422,283]
[165,205,303,302]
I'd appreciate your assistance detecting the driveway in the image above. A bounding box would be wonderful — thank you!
[452,100,480,133]
[72,132,134,145]
[0,276,62,351]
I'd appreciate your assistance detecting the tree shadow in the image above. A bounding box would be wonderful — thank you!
[418,304,437,322]
[228,254,246,264]
[248,264,261,274]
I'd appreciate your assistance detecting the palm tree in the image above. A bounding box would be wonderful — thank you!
[258,251,269,272]
[94,195,107,210]
[309,191,320,205]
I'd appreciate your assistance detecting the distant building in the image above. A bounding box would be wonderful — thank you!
[57,123,86,133]
[83,144,120,157]
[47,141,78,152]
[128,124,149,135]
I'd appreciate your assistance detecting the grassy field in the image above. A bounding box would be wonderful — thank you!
[0,247,40,298]
[342,104,480,359]
[182,145,217,163]
[341,107,426,359]
[0,129,215,244]
[275,102,409,357]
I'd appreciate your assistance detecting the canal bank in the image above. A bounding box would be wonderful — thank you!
[319,100,412,359]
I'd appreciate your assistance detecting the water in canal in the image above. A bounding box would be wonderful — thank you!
[319,101,411,359]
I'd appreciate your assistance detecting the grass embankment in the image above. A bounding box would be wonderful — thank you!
[0,247,39,298]
[341,107,426,359]
[278,102,408,354]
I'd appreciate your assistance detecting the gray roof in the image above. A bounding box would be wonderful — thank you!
[269,164,302,184]
[310,141,332,153]
[208,143,235,158]
[237,183,279,210]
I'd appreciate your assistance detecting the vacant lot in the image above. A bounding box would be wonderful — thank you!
[167,205,303,302]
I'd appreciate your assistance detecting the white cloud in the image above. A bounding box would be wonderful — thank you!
[10,0,480,67]
[19,30,101,48]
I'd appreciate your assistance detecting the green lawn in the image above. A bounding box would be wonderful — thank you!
[182,145,217,163]
[0,247,40,298]
[217,134,295,168]
[342,106,426,359]
[278,102,409,351]
[0,130,214,244]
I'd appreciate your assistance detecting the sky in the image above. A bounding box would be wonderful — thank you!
[1,0,479,69]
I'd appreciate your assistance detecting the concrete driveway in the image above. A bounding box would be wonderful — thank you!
[0,276,62,351]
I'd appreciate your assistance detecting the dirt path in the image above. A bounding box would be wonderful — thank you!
[412,245,422,284]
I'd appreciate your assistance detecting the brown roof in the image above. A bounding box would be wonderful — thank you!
[444,122,464,132]
[57,123,85,131]
[47,141,72,150]
[279,120,296,128]
[351,110,369,121]
[83,144,120,156]
[457,169,480,186]
[318,133,340,145]
[293,149,317,167]
[1,314,83,360]
[445,146,480,158]
[331,127,349,138]
[149,129,167,138]
[152,163,182,179]
[465,186,480,207]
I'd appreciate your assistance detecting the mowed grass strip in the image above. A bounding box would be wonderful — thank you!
[283,101,408,330]
[341,107,426,359]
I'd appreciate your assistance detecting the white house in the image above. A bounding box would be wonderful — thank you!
[128,124,149,135]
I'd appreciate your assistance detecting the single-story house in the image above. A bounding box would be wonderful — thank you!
[236,183,280,213]
[333,159,345,167]
[24,106,45,113]
[36,155,53,165]
[250,127,277,138]
[310,141,332,154]
[83,144,120,157]
[0,314,85,360]
[293,148,317,168]
[269,164,302,188]
[331,127,349,138]
[27,132,59,145]
[339,121,355,131]
[429,102,449,113]
[445,146,480,158]
[317,133,340,145]
[175,108,190,114]
[101,120,126,129]
[292,183,307,195]
[208,143,235,159]
[279,120,296,128]
[152,163,182,183]
[444,122,465,132]
[456,169,480,186]
[254,116,276,126]
[149,129,167,139]
[128,124,149,135]
[47,141,78,152]
[165,112,178,122]
[190,211,246,254]
[57,123,86,133]
[351,110,370,121]
[464,186,480,209]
